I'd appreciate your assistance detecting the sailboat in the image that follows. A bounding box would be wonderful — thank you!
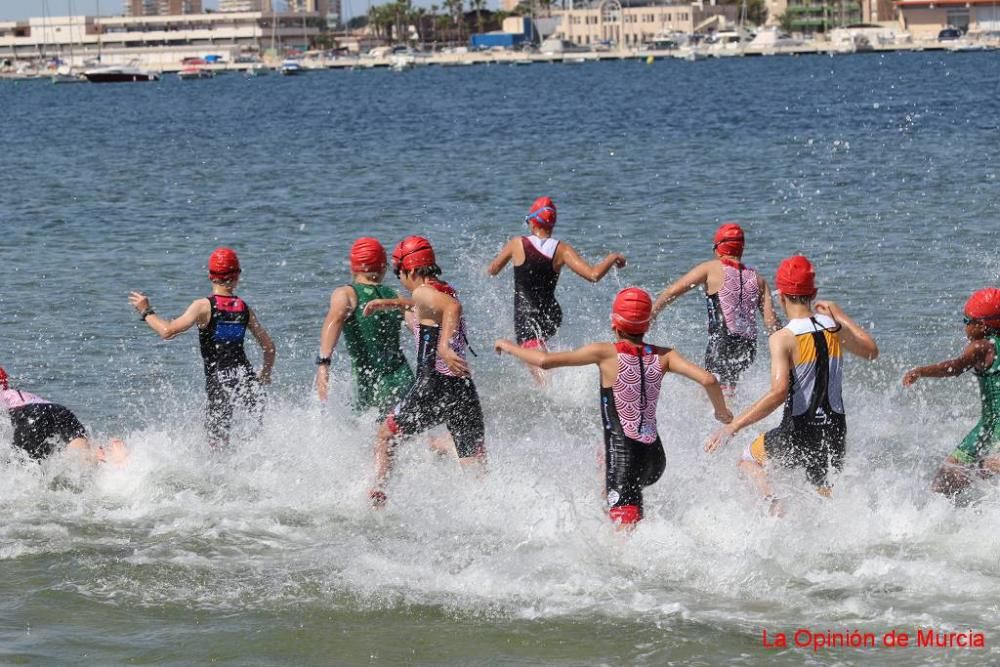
[52,2,86,83]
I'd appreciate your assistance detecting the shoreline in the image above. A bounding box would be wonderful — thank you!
[1,38,996,79]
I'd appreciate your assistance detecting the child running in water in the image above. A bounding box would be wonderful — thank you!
[652,223,780,395]
[487,196,627,382]
[705,256,878,512]
[495,287,732,528]
[315,237,415,416]
[363,236,486,506]
[903,288,1000,500]
[0,367,127,464]
[129,247,276,448]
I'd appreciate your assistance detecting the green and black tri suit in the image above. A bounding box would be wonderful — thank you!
[952,335,1000,465]
[342,282,415,415]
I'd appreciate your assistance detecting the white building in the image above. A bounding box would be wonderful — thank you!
[218,0,275,11]
[0,12,323,69]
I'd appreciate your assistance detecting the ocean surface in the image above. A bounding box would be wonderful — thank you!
[1,52,1000,665]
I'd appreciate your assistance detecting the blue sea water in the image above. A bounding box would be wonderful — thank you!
[1,52,1000,665]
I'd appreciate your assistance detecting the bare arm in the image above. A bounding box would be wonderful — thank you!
[129,292,209,340]
[815,301,879,360]
[651,262,711,318]
[247,308,276,384]
[758,277,781,333]
[903,340,992,386]
[495,339,612,369]
[661,350,732,423]
[319,287,353,359]
[705,333,792,452]
[362,297,415,317]
[558,243,626,283]
[416,286,468,377]
[487,238,517,276]
[315,288,353,401]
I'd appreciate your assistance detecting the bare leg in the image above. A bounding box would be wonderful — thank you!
[66,436,91,453]
[738,460,783,516]
[527,363,547,386]
[458,450,487,474]
[979,454,1000,476]
[931,455,973,499]
[428,434,456,458]
[370,422,398,506]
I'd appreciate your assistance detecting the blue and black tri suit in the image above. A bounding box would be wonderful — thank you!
[199,294,262,446]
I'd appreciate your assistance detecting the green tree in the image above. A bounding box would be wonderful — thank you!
[470,0,486,34]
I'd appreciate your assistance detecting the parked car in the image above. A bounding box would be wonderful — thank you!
[938,27,963,41]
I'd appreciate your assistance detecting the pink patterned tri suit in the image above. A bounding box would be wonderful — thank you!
[601,341,668,523]
[0,386,88,460]
[386,280,485,459]
[705,258,761,387]
[0,389,49,410]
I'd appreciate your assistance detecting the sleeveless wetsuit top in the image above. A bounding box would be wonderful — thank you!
[410,281,469,378]
[342,283,409,379]
[604,341,666,444]
[199,294,252,375]
[783,315,844,425]
[975,336,1000,425]
[0,389,49,410]
[706,260,760,339]
[513,236,562,343]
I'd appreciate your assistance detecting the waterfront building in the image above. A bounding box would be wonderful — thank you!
[896,0,1000,38]
[287,0,331,14]
[553,0,738,47]
[782,0,861,34]
[219,0,275,10]
[123,0,203,15]
[0,12,320,69]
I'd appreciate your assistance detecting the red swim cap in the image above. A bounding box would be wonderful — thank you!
[391,236,436,273]
[350,237,387,273]
[0,367,7,390]
[775,255,817,298]
[611,287,653,335]
[965,288,1000,328]
[713,222,745,258]
[208,247,241,281]
[525,196,557,230]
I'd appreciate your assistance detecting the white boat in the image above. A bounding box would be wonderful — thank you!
[51,72,86,84]
[244,63,270,76]
[177,66,214,80]
[83,64,160,82]
[280,59,305,75]
[389,55,414,72]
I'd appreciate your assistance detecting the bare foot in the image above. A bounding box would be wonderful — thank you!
[369,489,387,508]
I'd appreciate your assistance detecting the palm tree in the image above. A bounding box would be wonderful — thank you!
[470,0,486,35]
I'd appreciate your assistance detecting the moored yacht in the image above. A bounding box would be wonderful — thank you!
[83,64,160,82]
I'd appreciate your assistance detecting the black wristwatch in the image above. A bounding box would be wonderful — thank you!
[315,356,332,366]
[140,307,155,321]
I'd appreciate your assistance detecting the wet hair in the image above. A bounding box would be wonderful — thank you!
[615,329,645,345]
[210,276,239,287]
[782,294,813,305]
[403,264,442,279]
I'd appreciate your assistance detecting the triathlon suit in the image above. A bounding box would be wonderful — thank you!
[199,294,261,446]
[342,282,415,416]
[601,341,668,524]
[705,259,761,387]
[743,314,846,488]
[513,235,562,348]
[386,281,486,459]
[0,389,87,460]
[952,335,1000,465]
